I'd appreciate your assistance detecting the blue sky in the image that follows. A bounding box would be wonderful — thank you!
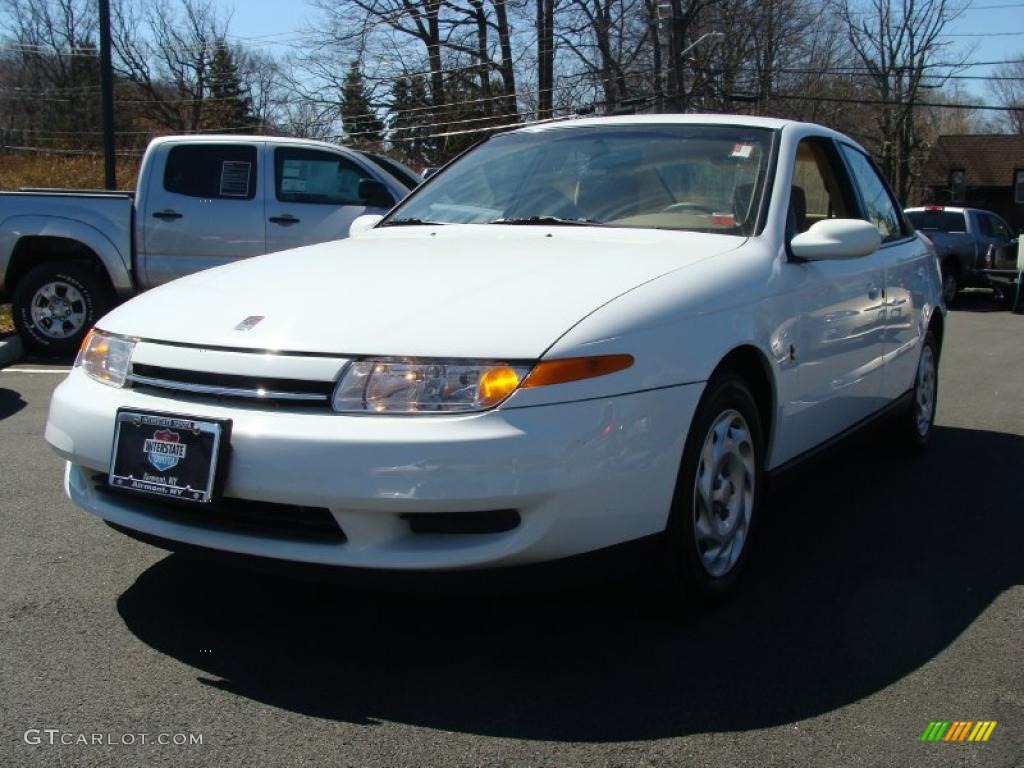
[212,0,1024,105]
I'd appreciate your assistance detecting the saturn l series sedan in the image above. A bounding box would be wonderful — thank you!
[45,115,944,605]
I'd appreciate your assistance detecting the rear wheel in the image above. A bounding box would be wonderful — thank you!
[940,264,959,306]
[663,375,764,608]
[894,331,939,452]
[12,262,111,356]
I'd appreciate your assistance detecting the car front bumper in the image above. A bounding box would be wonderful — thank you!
[46,369,702,570]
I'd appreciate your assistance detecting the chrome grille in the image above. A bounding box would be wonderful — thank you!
[128,362,335,404]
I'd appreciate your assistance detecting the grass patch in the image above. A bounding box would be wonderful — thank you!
[0,152,140,191]
[0,303,12,334]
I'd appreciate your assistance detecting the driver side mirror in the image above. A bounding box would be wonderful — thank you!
[790,219,882,261]
[358,179,395,209]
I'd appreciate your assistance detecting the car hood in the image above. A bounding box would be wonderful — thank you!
[101,225,745,359]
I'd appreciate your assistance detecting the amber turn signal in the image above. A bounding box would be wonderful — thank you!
[522,354,634,388]
[477,365,524,406]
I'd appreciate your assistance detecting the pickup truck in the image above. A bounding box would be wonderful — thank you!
[904,205,1016,305]
[0,135,415,354]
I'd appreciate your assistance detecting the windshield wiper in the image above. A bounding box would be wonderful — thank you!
[381,217,448,227]
[487,215,604,227]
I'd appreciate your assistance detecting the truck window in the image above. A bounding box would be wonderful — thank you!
[984,213,1012,241]
[163,145,257,200]
[838,144,905,242]
[904,210,966,233]
[275,148,371,205]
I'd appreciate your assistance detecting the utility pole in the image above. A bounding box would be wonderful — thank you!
[98,0,116,190]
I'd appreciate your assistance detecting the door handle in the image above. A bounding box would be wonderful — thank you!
[152,209,182,220]
[269,214,300,225]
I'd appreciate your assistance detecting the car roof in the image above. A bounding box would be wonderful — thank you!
[517,113,794,132]
[507,113,866,151]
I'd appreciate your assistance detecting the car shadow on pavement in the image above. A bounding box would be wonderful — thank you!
[0,387,27,420]
[116,425,1023,741]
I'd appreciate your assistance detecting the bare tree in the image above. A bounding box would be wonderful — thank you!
[989,59,1024,134]
[0,0,103,146]
[110,0,231,132]
[837,0,970,202]
[556,0,651,112]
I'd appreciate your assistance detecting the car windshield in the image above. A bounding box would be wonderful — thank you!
[906,210,967,233]
[384,124,774,234]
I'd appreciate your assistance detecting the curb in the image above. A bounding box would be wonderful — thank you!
[0,333,24,368]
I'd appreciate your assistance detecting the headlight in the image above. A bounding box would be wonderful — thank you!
[332,359,531,413]
[75,329,136,388]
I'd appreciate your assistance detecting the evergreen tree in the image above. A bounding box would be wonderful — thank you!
[207,40,252,130]
[389,74,434,166]
[341,61,383,149]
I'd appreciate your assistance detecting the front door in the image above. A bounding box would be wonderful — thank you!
[265,146,391,254]
[837,142,927,401]
[784,138,888,453]
[141,142,266,287]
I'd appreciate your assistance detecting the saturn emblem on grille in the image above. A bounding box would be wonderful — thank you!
[235,315,264,331]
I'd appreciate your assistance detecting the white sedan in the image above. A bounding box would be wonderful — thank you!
[45,115,944,604]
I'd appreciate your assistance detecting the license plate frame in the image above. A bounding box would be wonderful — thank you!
[108,408,231,505]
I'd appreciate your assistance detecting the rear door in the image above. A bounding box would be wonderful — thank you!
[838,143,930,401]
[264,145,394,254]
[141,142,266,287]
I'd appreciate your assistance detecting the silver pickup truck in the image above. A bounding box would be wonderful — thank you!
[0,135,416,354]
[904,205,1016,306]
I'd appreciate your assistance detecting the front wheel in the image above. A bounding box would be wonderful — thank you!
[12,262,112,356]
[663,375,765,608]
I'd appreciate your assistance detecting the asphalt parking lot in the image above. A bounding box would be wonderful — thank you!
[1,294,1022,768]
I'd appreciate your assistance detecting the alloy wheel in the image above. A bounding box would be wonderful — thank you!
[29,281,87,340]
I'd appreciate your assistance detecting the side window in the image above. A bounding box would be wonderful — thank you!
[790,139,857,235]
[838,144,905,243]
[163,145,257,200]
[275,148,371,205]
[988,214,1012,241]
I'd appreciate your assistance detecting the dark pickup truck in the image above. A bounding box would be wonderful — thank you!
[904,205,1016,306]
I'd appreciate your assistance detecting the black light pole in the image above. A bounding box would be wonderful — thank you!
[98,0,116,190]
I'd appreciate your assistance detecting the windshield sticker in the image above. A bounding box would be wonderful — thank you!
[730,143,754,159]
[220,161,251,197]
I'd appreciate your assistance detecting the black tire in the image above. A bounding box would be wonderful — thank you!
[12,262,112,357]
[662,374,765,609]
[940,263,959,306]
[894,331,939,452]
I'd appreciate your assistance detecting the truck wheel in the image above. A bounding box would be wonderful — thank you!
[940,266,959,306]
[662,374,764,609]
[12,262,112,357]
